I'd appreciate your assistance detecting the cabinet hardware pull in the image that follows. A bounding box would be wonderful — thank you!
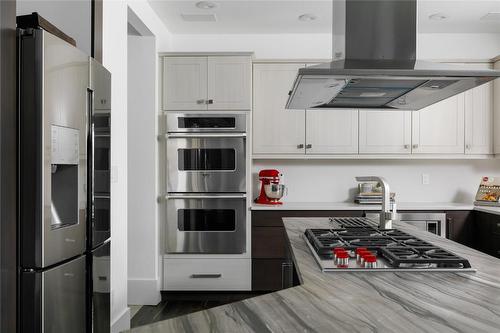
[466,144,471,150]
[297,144,304,149]
[206,99,214,105]
[412,144,419,149]
[306,144,312,149]
[404,144,410,149]
[196,99,205,104]
[190,274,222,279]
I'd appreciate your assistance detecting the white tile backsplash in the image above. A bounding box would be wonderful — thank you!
[252,159,500,204]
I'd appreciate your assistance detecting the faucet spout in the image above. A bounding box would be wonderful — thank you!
[355,176,393,229]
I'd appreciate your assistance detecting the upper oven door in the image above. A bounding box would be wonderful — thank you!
[167,133,246,193]
[166,113,246,133]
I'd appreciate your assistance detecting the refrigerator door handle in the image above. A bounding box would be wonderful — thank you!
[87,88,95,240]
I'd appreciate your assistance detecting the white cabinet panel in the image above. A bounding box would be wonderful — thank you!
[465,82,493,154]
[163,57,207,111]
[306,109,358,154]
[163,258,251,291]
[207,56,251,110]
[412,94,465,154]
[359,110,412,154]
[253,63,306,154]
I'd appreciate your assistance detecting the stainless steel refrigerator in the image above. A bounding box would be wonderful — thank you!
[18,26,111,333]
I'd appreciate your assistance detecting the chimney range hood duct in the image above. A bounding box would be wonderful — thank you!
[286,0,500,110]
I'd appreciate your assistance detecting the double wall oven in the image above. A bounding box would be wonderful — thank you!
[166,113,247,254]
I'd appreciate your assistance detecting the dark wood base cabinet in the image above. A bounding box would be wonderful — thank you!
[252,259,293,291]
[473,211,500,258]
[251,210,361,292]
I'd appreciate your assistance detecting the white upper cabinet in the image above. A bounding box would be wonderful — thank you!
[207,56,251,110]
[306,109,359,154]
[465,82,494,154]
[359,110,412,154]
[412,94,465,154]
[162,55,251,111]
[253,63,305,154]
[163,57,208,111]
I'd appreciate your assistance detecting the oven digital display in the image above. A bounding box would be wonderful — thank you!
[178,117,236,129]
[178,209,236,231]
[178,149,236,171]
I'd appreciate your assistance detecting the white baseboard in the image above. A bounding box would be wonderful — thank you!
[111,307,130,333]
[128,278,162,305]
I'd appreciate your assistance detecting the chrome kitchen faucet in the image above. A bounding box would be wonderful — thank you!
[356,176,396,229]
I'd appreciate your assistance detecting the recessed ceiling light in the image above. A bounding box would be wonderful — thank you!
[298,14,317,22]
[429,13,448,21]
[481,12,500,21]
[195,1,217,10]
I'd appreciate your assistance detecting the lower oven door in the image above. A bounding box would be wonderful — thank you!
[166,133,246,193]
[166,194,247,254]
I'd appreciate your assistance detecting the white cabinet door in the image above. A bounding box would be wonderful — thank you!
[207,56,251,110]
[465,82,493,154]
[412,94,465,154]
[306,109,358,154]
[253,63,306,154]
[359,110,412,154]
[163,57,208,111]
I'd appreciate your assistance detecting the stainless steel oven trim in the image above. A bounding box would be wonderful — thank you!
[166,113,246,133]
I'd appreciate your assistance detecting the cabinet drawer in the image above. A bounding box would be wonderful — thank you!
[252,227,287,258]
[252,259,293,291]
[163,258,250,291]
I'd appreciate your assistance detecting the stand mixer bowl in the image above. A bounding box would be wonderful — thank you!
[264,184,286,201]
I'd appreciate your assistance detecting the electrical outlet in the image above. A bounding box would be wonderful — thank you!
[422,174,430,185]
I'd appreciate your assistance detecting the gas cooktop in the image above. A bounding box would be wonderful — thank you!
[304,217,475,272]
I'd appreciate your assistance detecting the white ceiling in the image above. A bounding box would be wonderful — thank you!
[148,0,500,34]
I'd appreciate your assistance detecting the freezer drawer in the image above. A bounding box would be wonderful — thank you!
[88,241,110,333]
[21,255,86,333]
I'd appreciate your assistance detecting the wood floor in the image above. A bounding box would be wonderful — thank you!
[130,291,265,329]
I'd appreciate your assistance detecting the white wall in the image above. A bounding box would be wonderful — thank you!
[17,0,92,55]
[252,159,500,204]
[127,35,161,306]
[102,1,129,332]
[102,0,171,332]
[170,33,332,59]
[170,32,500,60]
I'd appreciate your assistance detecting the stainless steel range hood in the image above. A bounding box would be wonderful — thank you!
[286,0,500,111]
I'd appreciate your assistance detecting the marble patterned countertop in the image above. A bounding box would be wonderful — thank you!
[130,217,500,333]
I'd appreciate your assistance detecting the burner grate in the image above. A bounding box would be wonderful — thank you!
[330,217,375,228]
[381,247,471,269]
[304,226,472,269]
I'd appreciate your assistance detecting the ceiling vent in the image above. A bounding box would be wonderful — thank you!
[181,14,217,22]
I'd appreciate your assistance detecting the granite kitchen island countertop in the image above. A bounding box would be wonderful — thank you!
[129,218,500,333]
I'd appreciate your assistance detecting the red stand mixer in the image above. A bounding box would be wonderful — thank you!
[255,169,286,205]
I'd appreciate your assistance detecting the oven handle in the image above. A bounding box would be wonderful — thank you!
[165,194,247,200]
[165,133,246,139]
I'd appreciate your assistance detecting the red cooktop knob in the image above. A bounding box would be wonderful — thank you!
[355,247,368,254]
[336,252,349,259]
[365,255,377,263]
